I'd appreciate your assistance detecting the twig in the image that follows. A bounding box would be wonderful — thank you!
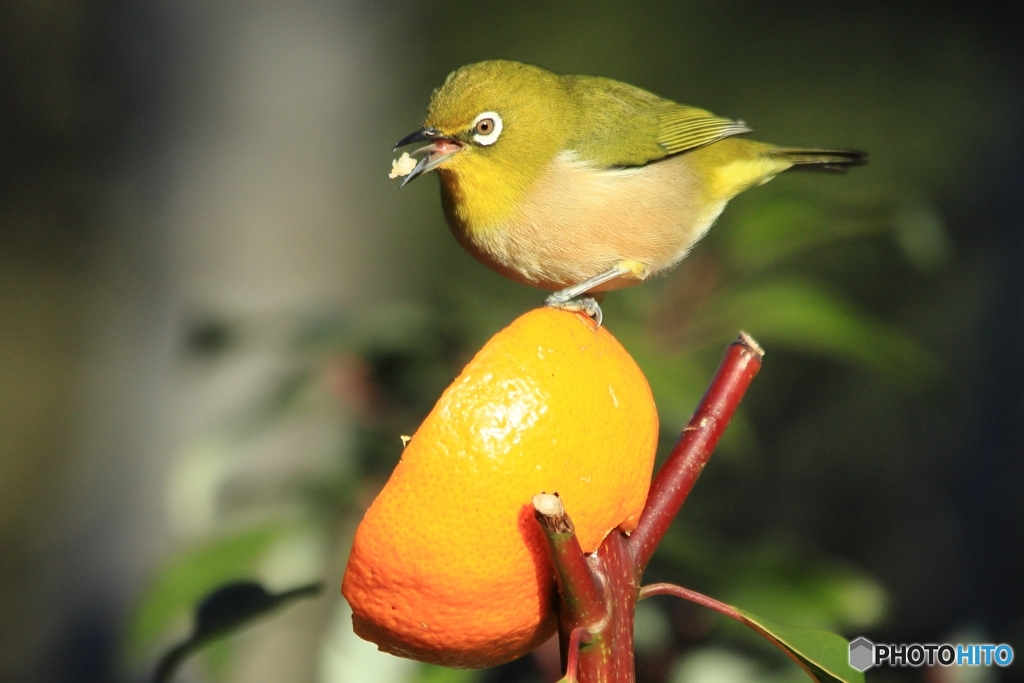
[533,493,607,628]
[628,332,764,572]
[560,626,592,683]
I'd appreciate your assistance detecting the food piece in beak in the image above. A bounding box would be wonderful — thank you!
[389,152,418,179]
[392,128,464,187]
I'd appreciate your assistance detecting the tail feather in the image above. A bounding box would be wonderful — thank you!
[776,148,868,173]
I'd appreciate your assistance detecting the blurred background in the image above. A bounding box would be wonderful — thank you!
[1,1,1022,682]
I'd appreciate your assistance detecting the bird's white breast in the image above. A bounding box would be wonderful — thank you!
[472,151,726,291]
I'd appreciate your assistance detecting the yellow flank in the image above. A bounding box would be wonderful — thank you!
[709,155,793,201]
[685,137,794,203]
[619,260,648,278]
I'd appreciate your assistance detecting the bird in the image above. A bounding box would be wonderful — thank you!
[392,60,865,324]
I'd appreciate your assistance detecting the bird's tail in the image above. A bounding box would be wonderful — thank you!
[775,148,868,173]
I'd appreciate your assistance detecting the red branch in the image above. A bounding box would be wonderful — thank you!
[562,626,591,683]
[628,332,764,572]
[533,493,606,628]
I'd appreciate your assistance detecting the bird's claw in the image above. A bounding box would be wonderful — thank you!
[544,295,603,328]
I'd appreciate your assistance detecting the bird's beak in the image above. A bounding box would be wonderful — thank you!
[394,127,464,187]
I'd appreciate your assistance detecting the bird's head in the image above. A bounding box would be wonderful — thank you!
[394,61,571,194]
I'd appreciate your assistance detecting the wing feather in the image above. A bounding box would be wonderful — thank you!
[564,75,751,167]
[657,105,752,155]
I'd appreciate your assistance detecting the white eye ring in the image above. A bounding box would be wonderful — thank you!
[471,111,503,146]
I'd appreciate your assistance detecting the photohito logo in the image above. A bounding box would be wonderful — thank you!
[848,637,1014,672]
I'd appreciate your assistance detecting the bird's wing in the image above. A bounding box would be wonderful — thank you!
[565,75,751,167]
[657,104,752,156]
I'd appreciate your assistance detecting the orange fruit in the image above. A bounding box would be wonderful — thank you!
[342,308,658,668]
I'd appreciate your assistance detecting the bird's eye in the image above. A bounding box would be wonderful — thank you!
[470,111,503,146]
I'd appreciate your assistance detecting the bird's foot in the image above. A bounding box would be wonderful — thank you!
[544,295,603,328]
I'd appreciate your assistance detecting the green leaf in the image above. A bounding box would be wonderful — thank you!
[417,664,481,683]
[691,278,941,386]
[642,584,864,683]
[733,609,865,683]
[125,524,288,658]
[724,561,886,634]
[721,196,885,274]
[153,580,322,683]
[656,525,886,633]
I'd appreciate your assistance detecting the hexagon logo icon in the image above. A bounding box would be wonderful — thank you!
[849,637,875,672]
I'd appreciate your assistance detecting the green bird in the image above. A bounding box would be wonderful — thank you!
[393,60,865,324]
